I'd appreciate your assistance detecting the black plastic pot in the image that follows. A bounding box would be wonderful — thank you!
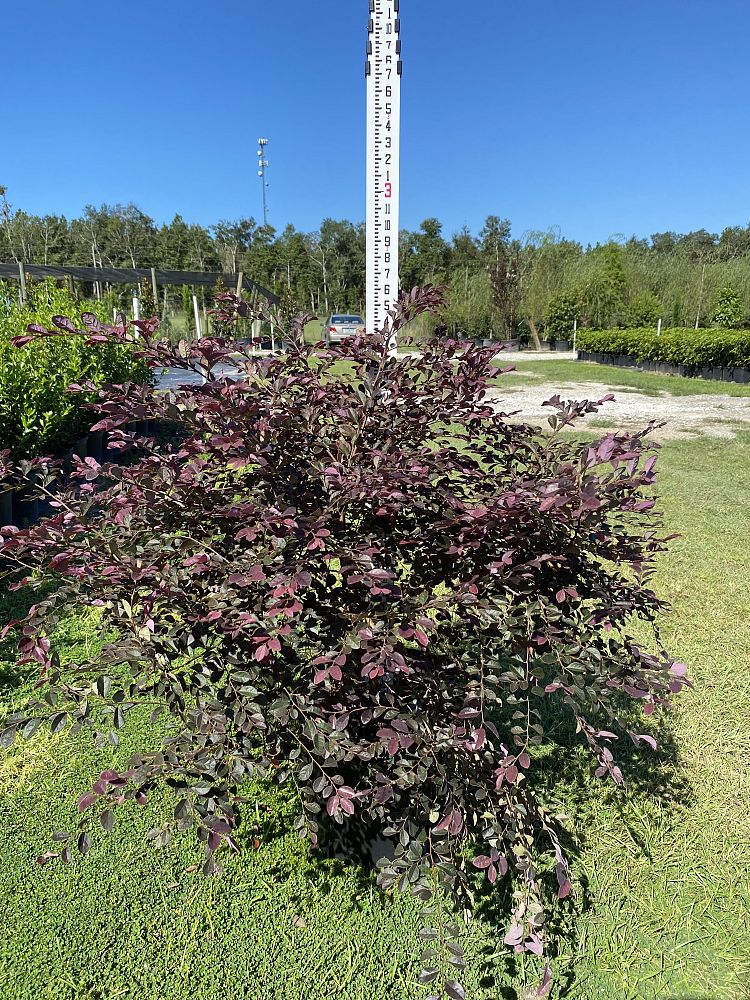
[15,481,39,528]
[0,490,13,527]
[734,368,750,384]
[556,340,570,352]
[88,431,104,463]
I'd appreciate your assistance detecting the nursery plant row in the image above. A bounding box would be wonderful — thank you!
[576,327,750,381]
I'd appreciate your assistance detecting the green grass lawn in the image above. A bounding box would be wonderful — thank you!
[1,431,748,999]
[496,358,750,398]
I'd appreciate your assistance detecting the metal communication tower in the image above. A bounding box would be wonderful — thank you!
[257,137,270,226]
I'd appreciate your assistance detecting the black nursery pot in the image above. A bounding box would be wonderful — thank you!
[734,368,750,384]
[556,340,570,352]
[87,432,104,464]
[14,481,39,528]
[0,490,13,527]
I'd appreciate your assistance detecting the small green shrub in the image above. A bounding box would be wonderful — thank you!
[622,291,661,328]
[0,279,149,458]
[711,285,743,329]
[543,292,578,340]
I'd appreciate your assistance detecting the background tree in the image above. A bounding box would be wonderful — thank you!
[212,218,257,274]
[479,215,512,268]
[3,189,750,335]
[488,250,521,339]
[579,243,627,328]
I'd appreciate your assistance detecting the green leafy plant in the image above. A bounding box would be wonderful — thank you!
[0,290,687,996]
[623,291,661,328]
[711,285,743,329]
[0,280,148,458]
[543,292,578,341]
[181,284,195,336]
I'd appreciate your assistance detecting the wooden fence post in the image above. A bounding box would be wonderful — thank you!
[18,262,26,305]
[151,268,159,313]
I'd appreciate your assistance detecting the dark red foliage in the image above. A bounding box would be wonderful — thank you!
[0,289,687,994]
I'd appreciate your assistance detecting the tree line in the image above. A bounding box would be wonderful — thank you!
[3,186,750,336]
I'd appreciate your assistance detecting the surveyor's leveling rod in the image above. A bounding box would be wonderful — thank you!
[366,0,402,345]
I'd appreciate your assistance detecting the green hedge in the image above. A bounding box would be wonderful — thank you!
[0,280,149,459]
[577,327,750,368]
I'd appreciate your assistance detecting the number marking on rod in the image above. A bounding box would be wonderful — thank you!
[366,0,402,344]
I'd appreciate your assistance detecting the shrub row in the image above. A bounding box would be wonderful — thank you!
[576,327,750,369]
[0,280,149,459]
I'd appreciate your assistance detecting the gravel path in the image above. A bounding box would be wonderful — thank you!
[155,352,750,440]
[487,378,750,439]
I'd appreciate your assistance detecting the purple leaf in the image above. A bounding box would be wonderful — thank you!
[504,923,524,947]
[537,962,554,998]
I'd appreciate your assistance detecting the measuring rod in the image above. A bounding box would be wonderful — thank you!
[366,0,402,344]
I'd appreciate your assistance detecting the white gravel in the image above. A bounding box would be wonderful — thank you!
[486,369,750,440]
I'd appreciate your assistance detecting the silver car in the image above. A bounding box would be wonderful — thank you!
[323,314,366,345]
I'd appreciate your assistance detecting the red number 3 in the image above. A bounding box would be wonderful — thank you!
[384,183,392,198]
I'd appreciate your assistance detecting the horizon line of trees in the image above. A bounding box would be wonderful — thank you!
[3,186,750,337]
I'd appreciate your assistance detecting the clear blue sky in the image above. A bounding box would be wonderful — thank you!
[2,0,748,244]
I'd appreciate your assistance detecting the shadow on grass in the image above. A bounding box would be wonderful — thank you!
[225,687,693,999]
[467,692,693,996]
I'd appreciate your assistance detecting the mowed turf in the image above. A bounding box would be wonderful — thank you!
[0,430,748,999]
[498,358,750,398]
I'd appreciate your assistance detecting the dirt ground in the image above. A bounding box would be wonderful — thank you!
[487,377,750,439]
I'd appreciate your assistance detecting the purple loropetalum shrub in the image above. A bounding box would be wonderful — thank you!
[0,290,688,997]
